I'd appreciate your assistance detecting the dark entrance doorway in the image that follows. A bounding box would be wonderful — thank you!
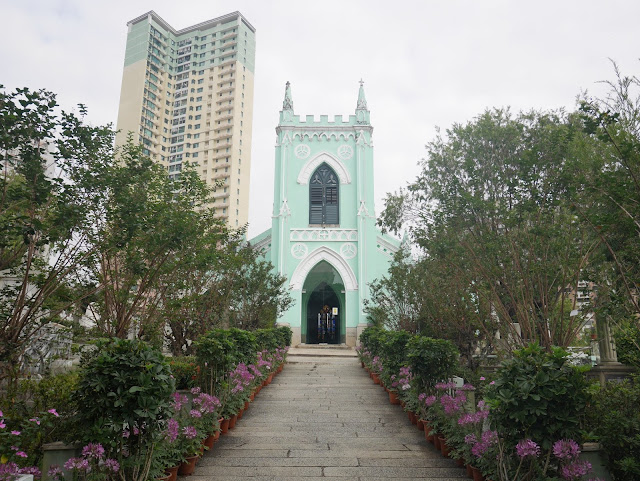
[306,281,340,344]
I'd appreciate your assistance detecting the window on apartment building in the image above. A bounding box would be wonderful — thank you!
[197,87,203,93]
[194,124,200,129]
[193,153,198,158]
[193,143,199,148]
[195,115,201,120]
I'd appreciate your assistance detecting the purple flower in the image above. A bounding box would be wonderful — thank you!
[64,457,90,471]
[464,433,477,445]
[48,465,64,478]
[19,466,41,477]
[166,418,179,443]
[516,439,541,458]
[418,393,426,402]
[190,387,202,395]
[190,409,202,418]
[10,430,20,435]
[104,458,120,473]
[561,460,592,480]
[29,417,40,425]
[48,408,59,417]
[16,451,27,458]
[424,395,436,407]
[480,376,486,381]
[183,425,197,439]
[0,420,5,428]
[553,439,581,460]
[81,442,105,459]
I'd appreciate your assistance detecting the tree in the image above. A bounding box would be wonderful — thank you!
[227,244,294,331]
[379,108,600,352]
[578,63,640,355]
[0,87,105,384]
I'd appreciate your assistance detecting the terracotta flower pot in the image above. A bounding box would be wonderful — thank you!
[213,429,220,442]
[238,407,244,420]
[267,373,274,383]
[178,455,199,475]
[250,392,256,401]
[165,466,179,481]
[417,419,425,431]
[388,391,401,405]
[203,434,215,449]
[470,465,484,481]
[229,413,238,429]
[244,401,250,411]
[466,464,474,479]
[220,418,230,434]
[155,474,171,481]
[438,436,451,457]
[361,361,365,368]
[433,434,441,451]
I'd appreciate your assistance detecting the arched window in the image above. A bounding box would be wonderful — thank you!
[309,163,339,225]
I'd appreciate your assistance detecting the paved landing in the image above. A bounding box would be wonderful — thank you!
[181,354,466,480]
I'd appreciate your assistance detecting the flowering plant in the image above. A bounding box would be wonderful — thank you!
[494,437,602,481]
[47,442,119,481]
[0,407,60,468]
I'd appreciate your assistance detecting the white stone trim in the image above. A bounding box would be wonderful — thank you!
[290,246,358,291]
[376,235,399,257]
[290,228,358,242]
[252,234,272,252]
[297,152,351,185]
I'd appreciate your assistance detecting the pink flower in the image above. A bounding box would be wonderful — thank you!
[104,458,120,473]
[553,439,580,460]
[183,425,197,439]
[29,418,40,425]
[165,418,179,443]
[48,409,59,417]
[561,460,592,479]
[0,420,5,428]
[190,409,202,418]
[81,443,105,459]
[11,430,20,435]
[480,376,486,381]
[16,451,27,458]
[64,457,90,470]
[489,381,495,385]
[516,439,541,458]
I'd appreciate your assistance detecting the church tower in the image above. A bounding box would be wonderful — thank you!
[250,82,400,346]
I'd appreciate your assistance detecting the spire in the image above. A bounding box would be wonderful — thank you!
[356,79,368,111]
[355,79,370,125]
[282,81,294,112]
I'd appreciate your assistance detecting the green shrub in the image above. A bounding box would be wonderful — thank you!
[254,328,278,353]
[359,326,386,358]
[379,330,412,385]
[228,327,257,364]
[406,336,459,393]
[614,323,640,369]
[167,355,198,390]
[73,338,174,481]
[485,343,591,451]
[588,375,640,481]
[276,325,293,347]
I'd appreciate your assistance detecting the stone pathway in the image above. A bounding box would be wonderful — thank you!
[182,350,466,480]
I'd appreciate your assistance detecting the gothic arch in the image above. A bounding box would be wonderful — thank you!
[297,152,351,185]
[290,246,358,291]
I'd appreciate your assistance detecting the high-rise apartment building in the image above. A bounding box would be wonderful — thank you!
[115,11,255,227]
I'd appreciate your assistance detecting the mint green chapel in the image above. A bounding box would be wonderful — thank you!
[250,82,400,346]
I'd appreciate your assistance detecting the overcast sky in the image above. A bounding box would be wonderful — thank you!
[2,0,639,238]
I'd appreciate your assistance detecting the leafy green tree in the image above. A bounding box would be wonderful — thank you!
[0,87,105,384]
[577,64,640,352]
[227,244,294,330]
[379,109,599,352]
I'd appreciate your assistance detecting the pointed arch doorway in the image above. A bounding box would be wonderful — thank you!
[301,261,345,344]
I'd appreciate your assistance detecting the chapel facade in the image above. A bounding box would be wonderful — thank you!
[250,81,400,346]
